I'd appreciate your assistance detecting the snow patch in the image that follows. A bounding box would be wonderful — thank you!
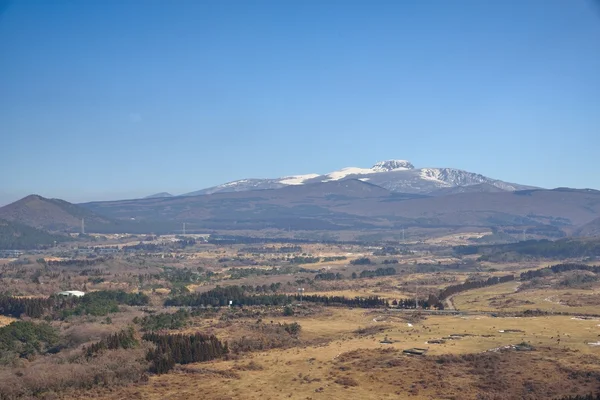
[324,167,375,181]
[279,174,320,185]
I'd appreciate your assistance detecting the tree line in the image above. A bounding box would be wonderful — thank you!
[40,257,109,268]
[358,267,396,278]
[438,275,515,301]
[520,263,600,280]
[0,295,77,318]
[164,285,389,308]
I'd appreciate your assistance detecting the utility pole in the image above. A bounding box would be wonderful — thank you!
[297,287,304,304]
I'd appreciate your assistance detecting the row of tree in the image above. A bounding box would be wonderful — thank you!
[438,275,515,301]
[520,263,600,280]
[40,257,108,267]
[164,285,389,308]
[359,267,397,278]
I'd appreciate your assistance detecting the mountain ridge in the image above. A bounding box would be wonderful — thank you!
[180,159,536,197]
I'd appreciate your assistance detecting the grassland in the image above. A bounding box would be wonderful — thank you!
[69,308,600,400]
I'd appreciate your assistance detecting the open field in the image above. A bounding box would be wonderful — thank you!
[4,237,600,399]
[453,281,600,315]
[68,309,600,400]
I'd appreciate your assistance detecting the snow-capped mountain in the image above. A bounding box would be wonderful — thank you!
[182,160,536,196]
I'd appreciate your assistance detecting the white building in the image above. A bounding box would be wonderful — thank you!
[56,290,85,297]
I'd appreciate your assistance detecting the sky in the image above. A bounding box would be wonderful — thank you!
[1,0,599,205]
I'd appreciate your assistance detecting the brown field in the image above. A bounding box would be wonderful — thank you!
[70,309,600,400]
[0,315,15,327]
[453,281,600,315]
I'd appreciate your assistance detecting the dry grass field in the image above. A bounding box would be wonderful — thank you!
[453,281,600,315]
[71,307,600,400]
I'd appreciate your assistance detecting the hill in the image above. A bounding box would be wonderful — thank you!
[0,195,114,232]
[0,219,71,250]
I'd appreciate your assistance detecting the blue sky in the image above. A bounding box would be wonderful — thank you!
[1,0,599,205]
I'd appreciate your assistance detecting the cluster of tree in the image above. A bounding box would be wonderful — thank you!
[314,272,343,281]
[296,294,388,308]
[289,255,320,264]
[455,239,600,260]
[322,256,347,262]
[382,259,399,264]
[239,245,302,253]
[554,395,600,400]
[0,321,60,360]
[122,238,196,253]
[0,294,78,318]
[165,285,388,308]
[137,309,191,331]
[60,290,149,318]
[358,267,396,278]
[373,247,410,256]
[208,235,311,245]
[0,219,71,250]
[227,266,307,280]
[84,327,138,358]
[143,332,228,374]
[40,257,108,267]
[350,257,372,265]
[391,295,444,310]
[240,283,282,293]
[159,266,204,284]
[438,275,515,300]
[520,263,600,280]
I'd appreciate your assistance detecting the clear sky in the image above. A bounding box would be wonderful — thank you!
[1,0,599,205]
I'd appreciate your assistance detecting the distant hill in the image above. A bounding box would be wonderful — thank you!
[0,219,71,250]
[80,181,600,235]
[0,195,114,232]
[144,192,173,199]
[0,195,182,234]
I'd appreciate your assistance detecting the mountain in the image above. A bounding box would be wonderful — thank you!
[183,160,535,196]
[145,192,174,199]
[79,181,600,235]
[0,219,72,250]
[0,195,115,232]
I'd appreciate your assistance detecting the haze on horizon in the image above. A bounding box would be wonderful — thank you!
[1,0,599,206]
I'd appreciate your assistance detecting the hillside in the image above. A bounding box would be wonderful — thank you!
[0,219,71,250]
[575,217,600,237]
[0,195,115,232]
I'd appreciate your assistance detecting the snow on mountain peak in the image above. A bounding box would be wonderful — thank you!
[371,160,414,172]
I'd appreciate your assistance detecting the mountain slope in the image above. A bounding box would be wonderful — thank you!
[575,217,600,237]
[0,219,72,250]
[183,160,535,196]
[0,195,114,232]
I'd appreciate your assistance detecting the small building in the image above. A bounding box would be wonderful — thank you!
[57,290,85,297]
